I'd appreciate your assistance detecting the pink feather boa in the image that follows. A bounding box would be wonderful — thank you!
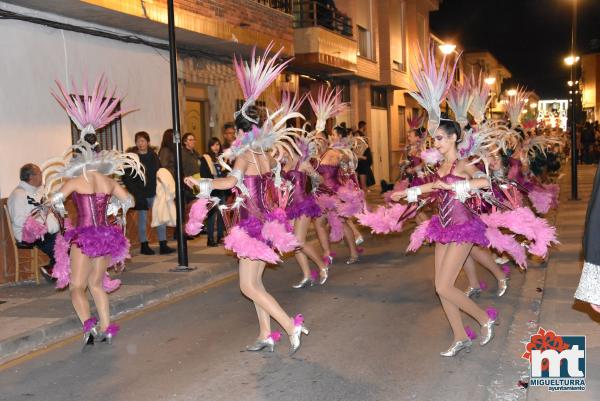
[261,220,300,253]
[527,187,553,214]
[224,226,280,264]
[22,216,48,243]
[481,207,558,265]
[185,198,212,236]
[327,211,344,242]
[484,227,527,267]
[356,203,412,234]
[407,219,431,252]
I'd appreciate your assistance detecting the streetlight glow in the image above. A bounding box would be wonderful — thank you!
[568,80,573,86]
[530,102,538,109]
[438,43,456,55]
[564,55,580,65]
[484,77,496,85]
[507,88,517,96]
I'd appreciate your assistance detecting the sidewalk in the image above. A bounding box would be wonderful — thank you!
[0,237,239,364]
[527,164,600,400]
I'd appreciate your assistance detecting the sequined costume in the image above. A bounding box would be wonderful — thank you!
[284,169,321,220]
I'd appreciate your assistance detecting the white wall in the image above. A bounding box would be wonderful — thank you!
[0,17,172,197]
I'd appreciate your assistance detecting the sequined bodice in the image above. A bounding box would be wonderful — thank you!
[285,169,309,203]
[435,166,474,228]
[72,192,111,228]
[239,173,275,219]
[409,155,422,168]
[317,164,340,193]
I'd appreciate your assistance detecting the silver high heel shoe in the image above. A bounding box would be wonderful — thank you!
[292,277,314,289]
[497,278,509,297]
[465,287,482,298]
[289,314,309,356]
[440,339,472,357]
[82,317,98,351]
[94,324,120,345]
[319,267,329,285]
[346,256,359,265]
[355,235,364,246]
[480,318,499,346]
[246,337,277,352]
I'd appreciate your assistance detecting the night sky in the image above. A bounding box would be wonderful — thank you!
[429,0,600,99]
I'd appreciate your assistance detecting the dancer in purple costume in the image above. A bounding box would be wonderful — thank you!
[392,120,499,356]
[43,75,143,348]
[282,149,329,287]
[184,44,308,355]
[314,126,361,265]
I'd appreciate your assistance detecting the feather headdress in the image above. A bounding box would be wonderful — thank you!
[308,85,348,133]
[447,79,474,129]
[407,110,426,130]
[409,42,460,135]
[52,75,132,144]
[458,120,513,167]
[468,71,492,125]
[233,42,292,124]
[521,135,563,161]
[504,86,530,127]
[42,141,145,196]
[222,46,301,162]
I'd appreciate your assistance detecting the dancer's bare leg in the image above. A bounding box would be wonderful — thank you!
[342,220,358,259]
[239,258,295,335]
[463,256,480,289]
[435,243,489,342]
[314,215,331,258]
[88,255,111,330]
[69,246,92,324]
[348,219,362,241]
[293,218,312,280]
[470,246,505,282]
[295,216,327,276]
[359,174,367,191]
[253,262,271,339]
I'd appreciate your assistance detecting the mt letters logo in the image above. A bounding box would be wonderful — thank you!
[522,327,586,391]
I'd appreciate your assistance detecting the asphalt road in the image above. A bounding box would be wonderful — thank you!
[0,230,530,401]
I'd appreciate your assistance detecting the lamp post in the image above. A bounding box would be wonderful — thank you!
[566,0,579,200]
[167,0,194,271]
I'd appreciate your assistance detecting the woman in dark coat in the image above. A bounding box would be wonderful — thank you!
[199,138,228,246]
[575,162,600,313]
[123,131,175,255]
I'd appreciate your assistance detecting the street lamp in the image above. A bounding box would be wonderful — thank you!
[530,102,538,110]
[507,88,517,96]
[564,55,580,66]
[484,77,496,85]
[438,43,456,55]
[568,80,574,86]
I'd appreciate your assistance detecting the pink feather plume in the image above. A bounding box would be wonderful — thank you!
[421,148,444,165]
[407,219,431,252]
[224,226,280,264]
[261,220,300,253]
[186,198,212,236]
[22,216,48,243]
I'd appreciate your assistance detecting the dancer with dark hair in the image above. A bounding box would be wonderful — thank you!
[184,44,309,355]
[44,76,144,348]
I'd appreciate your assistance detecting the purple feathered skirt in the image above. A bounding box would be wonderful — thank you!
[423,215,489,246]
[52,224,128,292]
[223,208,299,264]
[286,195,322,220]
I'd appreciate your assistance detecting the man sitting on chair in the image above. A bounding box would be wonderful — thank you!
[7,164,59,280]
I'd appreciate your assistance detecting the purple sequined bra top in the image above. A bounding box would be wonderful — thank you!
[316,164,341,193]
[284,169,309,202]
[237,173,276,220]
[72,192,111,228]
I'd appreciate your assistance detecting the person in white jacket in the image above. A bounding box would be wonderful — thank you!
[152,168,177,229]
[7,164,59,279]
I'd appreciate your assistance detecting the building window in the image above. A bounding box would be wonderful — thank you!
[391,0,407,72]
[371,87,388,108]
[336,80,351,103]
[358,25,374,60]
[398,106,406,145]
[70,98,123,151]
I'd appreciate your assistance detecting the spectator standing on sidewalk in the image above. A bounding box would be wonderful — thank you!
[181,132,202,204]
[7,163,60,280]
[158,129,176,178]
[355,121,375,191]
[199,137,228,246]
[123,132,175,255]
[575,159,600,313]
[222,122,236,150]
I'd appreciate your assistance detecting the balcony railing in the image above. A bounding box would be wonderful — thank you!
[293,0,353,38]
[253,0,293,14]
